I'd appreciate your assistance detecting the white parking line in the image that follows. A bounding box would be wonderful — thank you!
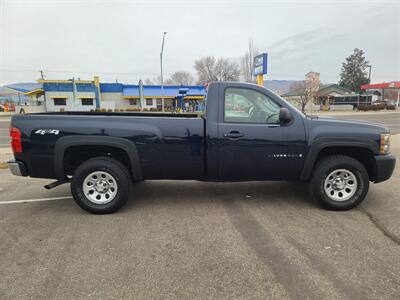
[0,196,72,205]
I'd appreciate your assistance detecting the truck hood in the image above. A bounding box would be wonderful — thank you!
[309,116,389,133]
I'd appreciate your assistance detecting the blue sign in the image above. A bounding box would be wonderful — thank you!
[254,53,268,75]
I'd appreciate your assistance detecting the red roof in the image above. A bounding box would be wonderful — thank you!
[361,82,400,90]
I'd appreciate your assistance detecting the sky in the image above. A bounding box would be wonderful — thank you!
[0,0,399,85]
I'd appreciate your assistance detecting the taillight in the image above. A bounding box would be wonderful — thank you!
[9,127,22,153]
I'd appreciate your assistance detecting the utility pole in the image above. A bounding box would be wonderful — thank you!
[367,65,372,83]
[39,70,47,111]
[160,31,167,112]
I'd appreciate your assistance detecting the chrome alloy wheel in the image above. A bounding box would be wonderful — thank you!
[324,169,358,201]
[83,171,118,204]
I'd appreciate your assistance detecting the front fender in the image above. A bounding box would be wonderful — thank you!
[300,137,378,180]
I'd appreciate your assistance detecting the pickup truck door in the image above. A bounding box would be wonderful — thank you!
[217,86,304,181]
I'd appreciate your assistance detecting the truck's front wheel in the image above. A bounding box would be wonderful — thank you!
[311,155,369,210]
[71,157,131,214]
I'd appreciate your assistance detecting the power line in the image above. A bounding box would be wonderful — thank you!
[0,69,174,76]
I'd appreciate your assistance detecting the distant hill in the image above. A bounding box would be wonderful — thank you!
[263,80,299,95]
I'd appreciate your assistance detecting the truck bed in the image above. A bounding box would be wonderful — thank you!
[11,113,206,180]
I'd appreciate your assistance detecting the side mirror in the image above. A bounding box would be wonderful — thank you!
[279,107,292,124]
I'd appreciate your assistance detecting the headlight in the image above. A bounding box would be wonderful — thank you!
[380,133,391,154]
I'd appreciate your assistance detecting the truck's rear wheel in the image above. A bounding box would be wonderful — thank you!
[71,157,131,214]
[310,155,369,210]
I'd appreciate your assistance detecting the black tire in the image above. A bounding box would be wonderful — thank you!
[71,157,131,214]
[310,155,369,211]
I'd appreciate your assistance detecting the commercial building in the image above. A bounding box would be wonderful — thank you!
[1,76,206,112]
[101,83,205,112]
[0,83,43,105]
[38,77,206,112]
[361,81,400,106]
[281,72,375,110]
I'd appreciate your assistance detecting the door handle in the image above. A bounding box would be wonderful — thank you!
[223,131,245,138]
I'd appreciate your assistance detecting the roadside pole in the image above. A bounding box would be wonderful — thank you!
[39,70,47,112]
[254,53,268,87]
[160,32,167,112]
[256,74,263,86]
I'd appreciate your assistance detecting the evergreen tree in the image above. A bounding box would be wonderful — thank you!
[339,48,370,93]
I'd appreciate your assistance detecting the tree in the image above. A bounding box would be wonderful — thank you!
[144,78,154,85]
[241,39,258,82]
[144,76,161,85]
[289,79,319,113]
[339,48,370,93]
[194,56,240,84]
[165,71,195,85]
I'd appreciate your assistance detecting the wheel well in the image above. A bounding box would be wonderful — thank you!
[63,145,132,176]
[314,146,376,181]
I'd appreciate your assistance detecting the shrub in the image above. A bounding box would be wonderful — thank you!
[126,107,141,112]
[372,103,385,110]
[358,105,370,111]
[107,109,113,112]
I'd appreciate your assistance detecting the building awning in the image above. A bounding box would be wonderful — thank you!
[184,96,204,100]
[361,82,400,90]
[122,96,175,99]
[78,94,95,98]
[5,83,43,94]
[122,85,206,98]
[24,88,44,96]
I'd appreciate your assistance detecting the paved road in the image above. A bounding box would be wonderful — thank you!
[1,148,399,299]
[0,118,10,147]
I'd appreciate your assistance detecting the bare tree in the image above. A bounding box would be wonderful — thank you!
[194,56,240,84]
[241,39,258,82]
[162,71,195,85]
[144,78,154,85]
[289,80,318,113]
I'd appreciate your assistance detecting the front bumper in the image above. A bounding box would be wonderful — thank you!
[7,160,28,177]
[374,155,396,183]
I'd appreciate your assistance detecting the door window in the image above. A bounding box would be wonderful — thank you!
[224,88,280,124]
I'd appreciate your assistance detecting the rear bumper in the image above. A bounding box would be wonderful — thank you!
[7,160,28,177]
[374,154,396,183]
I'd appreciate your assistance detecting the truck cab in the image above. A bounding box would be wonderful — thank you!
[205,82,306,181]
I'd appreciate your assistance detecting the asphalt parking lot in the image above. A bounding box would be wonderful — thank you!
[1,113,400,299]
[0,151,399,299]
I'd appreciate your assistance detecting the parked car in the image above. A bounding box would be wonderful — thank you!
[8,82,396,214]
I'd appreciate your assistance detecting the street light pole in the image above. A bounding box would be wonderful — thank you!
[160,31,167,112]
[367,65,372,83]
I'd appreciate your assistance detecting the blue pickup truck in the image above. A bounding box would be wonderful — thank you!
[8,82,396,214]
